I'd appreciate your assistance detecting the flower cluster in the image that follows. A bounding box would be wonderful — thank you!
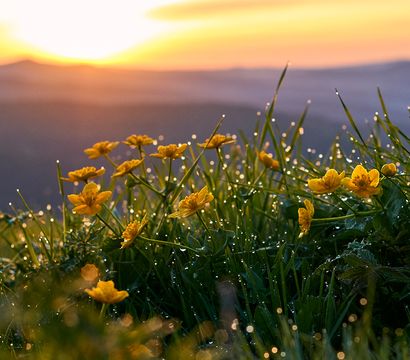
[307,164,383,198]
[66,134,397,247]
[298,162,395,235]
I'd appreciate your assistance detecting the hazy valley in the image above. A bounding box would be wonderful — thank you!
[0,60,409,207]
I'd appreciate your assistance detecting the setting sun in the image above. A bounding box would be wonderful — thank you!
[1,0,174,63]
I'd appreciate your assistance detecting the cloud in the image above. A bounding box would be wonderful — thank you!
[149,0,290,20]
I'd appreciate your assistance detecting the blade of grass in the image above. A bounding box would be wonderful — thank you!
[260,63,289,148]
[335,89,366,147]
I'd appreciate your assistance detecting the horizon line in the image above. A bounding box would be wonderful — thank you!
[1,57,409,73]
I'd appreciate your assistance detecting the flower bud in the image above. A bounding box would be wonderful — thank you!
[381,163,397,177]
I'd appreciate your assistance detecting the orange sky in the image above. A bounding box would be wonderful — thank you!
[0,0,409,69]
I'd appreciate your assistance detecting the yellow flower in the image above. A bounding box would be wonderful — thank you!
[84,141,119,159]
[168,186,214,218]
[150,144,187,159]
[258,151,280,170]
[308,169,345,194]
[121,215,148,249]
[342,165,381,198]
[381,163,397,177]
[112,159,144,178]
[85,280,129,304]
[298,199,314,237]
[198,134,235,149]
[62,166,105,183]
[81,264,100,282]
[67,182,112,215]
[123,134,154,148]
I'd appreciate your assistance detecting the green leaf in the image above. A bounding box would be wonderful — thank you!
[380,180,409,228]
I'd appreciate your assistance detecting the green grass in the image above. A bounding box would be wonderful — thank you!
[0,72,409,359]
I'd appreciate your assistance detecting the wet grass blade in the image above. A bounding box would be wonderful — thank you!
[336,89,367,147]
[260,63,289,148]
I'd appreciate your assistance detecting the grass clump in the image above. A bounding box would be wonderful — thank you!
[0,70,409,359]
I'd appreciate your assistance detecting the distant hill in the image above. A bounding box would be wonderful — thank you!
[1,59,409,124]
[0,60,409,208]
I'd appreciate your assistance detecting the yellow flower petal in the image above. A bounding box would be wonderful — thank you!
[368,169,380,187]
[307,179,326,193]
[72,204,90,214]
[67,194,82,206]
[96,191,112,204]
[352,164,367,178]
[304,199,314,216]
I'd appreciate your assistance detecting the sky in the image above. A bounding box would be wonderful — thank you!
[0,0,409,69]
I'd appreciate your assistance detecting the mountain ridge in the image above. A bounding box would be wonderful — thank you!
[2,58,410,73]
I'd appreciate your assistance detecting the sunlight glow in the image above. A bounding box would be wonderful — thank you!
[0,0,409,68]
[1,0,175,62]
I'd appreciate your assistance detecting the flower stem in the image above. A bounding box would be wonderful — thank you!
[166,158,173,194]
[197,212,212,238]
[16,189,53,262]
[138,235,200,254]
[246,168,266,197]
[216,148,234,186]
[373,196,386,211]
[102,204,124,232]
[99,303,109,320]
[311,210,380,223]
[96,214,120,237]
[331,193,358,214]
[129,173,163,197]
[104,154,118,168]
[56,160,67,245]
[138,146,148,178]
[9,203,40,268]
[216,148,241,212]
